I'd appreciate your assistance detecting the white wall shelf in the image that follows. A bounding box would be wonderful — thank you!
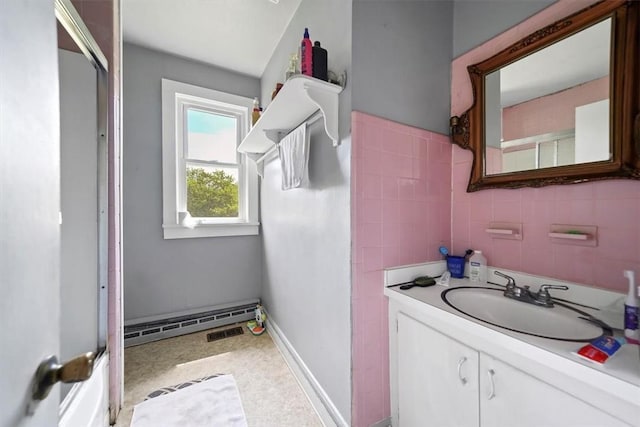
[485,222,522,240]
[548,224,597,247]
[548,232,589,240]
[237,75,343,158]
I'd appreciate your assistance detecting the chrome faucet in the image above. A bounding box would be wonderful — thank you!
[493,271,568,307]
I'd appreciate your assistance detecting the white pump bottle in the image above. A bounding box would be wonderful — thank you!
[469,250,487,285]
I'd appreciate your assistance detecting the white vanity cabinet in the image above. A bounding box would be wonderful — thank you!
[479,354,629,427]
[397,313,479,426]
[392,310,633,427]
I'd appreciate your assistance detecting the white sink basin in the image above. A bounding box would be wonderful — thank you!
[441,287,606,341]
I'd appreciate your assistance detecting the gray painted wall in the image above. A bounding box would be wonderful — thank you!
[259,0,352,424]
[453,0,556,58]
[352,0,454,134]
[122,43,262,321]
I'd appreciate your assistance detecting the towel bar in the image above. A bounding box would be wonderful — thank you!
[255,110,323,165]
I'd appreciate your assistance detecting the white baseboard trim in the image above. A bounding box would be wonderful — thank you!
[265,315,348,427]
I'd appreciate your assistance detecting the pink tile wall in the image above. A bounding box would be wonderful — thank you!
[351,111,451,426]
[503,77,608,140]
[451,0,640,292]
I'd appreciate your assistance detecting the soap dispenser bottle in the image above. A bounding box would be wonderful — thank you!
[624,270,639,343]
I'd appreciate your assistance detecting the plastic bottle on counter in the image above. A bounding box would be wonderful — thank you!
[312,41,328,81]
[300,28,313,76]
[469,250,487,284]
[623,270,639,343]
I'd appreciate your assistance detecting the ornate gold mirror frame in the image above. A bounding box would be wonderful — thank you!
[450,0,640,192]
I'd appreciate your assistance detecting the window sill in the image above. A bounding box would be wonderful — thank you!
[162,222,260,239]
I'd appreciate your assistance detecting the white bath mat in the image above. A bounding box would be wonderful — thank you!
[131,374,248,427]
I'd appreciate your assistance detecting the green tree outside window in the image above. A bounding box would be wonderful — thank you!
[187,168,238,217]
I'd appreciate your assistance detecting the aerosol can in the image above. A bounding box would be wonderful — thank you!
[255,304,265,328]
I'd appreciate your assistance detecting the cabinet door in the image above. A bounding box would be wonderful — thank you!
[479,354,631,427]
[397,313,479,427]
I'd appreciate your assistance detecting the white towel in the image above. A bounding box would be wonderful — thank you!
[130,375,247,427]
[278,122,310,190]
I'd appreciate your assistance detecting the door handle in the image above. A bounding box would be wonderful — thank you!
[32,352,96,401]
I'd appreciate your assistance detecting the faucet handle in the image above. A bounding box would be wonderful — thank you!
[539,284,569,292]
[494,271,516,288]
[535,284,569,306]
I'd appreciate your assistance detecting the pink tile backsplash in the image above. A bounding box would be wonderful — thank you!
[450,149,640,291]
[450,0,640,292]
[351,111,452,426]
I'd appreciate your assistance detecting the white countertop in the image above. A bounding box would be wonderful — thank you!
[384,261,640,423]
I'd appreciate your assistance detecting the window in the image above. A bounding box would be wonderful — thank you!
[162,79,258,239]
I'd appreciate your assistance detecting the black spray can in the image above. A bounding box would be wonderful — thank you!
[312,41,328,81]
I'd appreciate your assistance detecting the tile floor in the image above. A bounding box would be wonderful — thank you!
[115,324,323,427]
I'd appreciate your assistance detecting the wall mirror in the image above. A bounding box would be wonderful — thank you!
[450,0,640,191]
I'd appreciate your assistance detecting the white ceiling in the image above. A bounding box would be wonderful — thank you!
[499,18,611,107]
[124,1,611,102]
[122,0,303,78]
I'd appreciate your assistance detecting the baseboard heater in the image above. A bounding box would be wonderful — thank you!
[124,299,259,347]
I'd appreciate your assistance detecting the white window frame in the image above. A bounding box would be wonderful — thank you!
[161,78,259,239]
